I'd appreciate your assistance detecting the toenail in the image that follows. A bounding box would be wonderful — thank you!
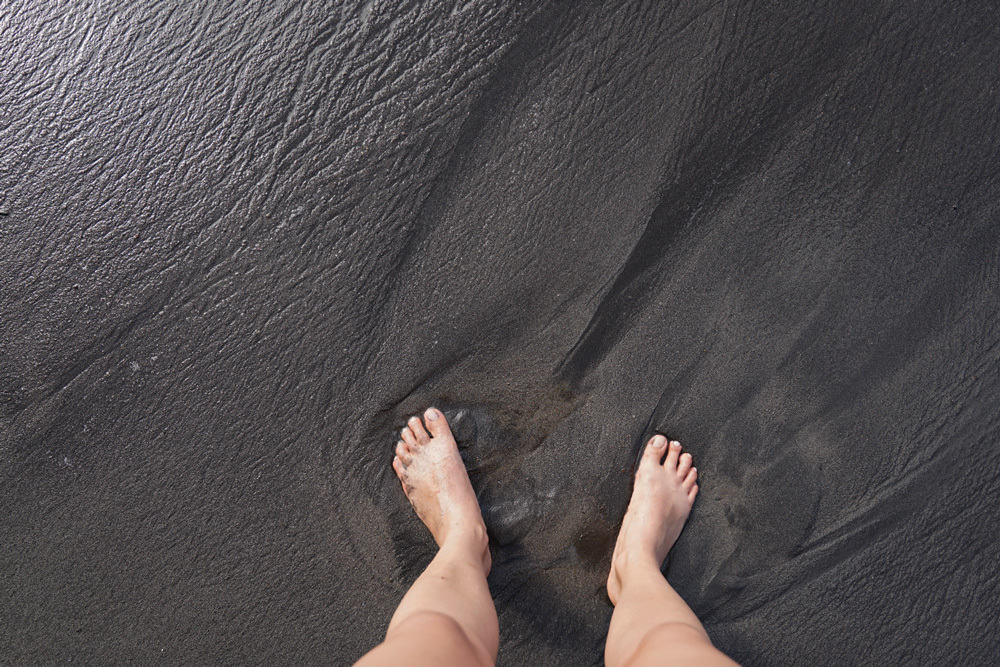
[425,408,438,421]
[651,435,665,447]
[671,441,680,449]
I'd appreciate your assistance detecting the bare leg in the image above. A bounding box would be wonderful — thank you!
[605,436,738,667]
[355,408,498,667]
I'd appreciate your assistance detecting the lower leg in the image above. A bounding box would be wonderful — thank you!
[358,530,496,666]
[605,436,736,667]
[386,527,497,659]
[606,553,734,666]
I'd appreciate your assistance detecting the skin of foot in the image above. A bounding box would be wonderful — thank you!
[393,408,492,573]
[607,435,699,605]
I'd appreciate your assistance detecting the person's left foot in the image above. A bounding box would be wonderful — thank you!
[394,408,491,571]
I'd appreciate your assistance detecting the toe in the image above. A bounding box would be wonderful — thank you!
[665,440,681,470]
[642,435,668,465]
[408,415,430,444]
[395,440,411,463]
[677,452,693,478]
[392,456,405,476]
[683,467,697,490]
[401,427,417,446]
[423,407,453,439]
[688,484,699,503]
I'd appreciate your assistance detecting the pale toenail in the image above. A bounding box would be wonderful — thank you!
[670,441,681,449]
[425,408,438,421]
[651,435,666,447]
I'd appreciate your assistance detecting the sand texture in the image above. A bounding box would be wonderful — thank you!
[2,1,998,664]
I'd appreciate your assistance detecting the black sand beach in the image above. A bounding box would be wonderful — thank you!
[2,1,998,664]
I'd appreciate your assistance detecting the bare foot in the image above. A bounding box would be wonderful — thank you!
[607,435,699,605]
[393,408,491,572]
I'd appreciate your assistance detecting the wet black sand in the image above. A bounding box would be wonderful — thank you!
[2,1,998,664]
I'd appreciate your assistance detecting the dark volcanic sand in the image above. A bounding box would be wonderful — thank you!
[2,1,999,664]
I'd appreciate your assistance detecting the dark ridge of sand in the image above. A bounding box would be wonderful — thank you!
[2,1,999,664]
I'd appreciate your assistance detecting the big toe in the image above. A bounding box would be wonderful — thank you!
[641,435,668,467]
[423,407,453,439]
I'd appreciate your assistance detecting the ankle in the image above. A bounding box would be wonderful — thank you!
[440,523,490,567]
[615,548,663,588]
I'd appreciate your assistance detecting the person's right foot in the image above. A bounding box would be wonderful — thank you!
[607,435,699,605]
